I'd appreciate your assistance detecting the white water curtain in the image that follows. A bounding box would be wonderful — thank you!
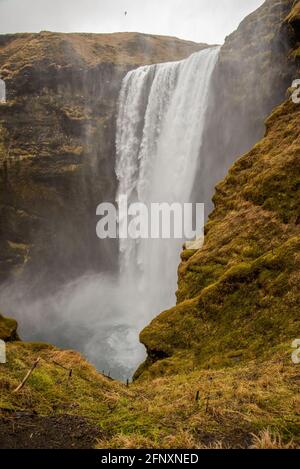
[116,46,220,319]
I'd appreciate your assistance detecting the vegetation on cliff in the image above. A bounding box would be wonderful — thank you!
[0,313,19,341]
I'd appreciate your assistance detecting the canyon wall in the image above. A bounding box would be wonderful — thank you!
[193,0,297,214]
[0,32,205,288]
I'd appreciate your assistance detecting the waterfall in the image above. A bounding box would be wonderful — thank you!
[115,46,220,328]
[0,48,220,382]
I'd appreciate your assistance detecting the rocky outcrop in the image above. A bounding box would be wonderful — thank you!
[0,313,19,341]
[0,32,206,287]
[136,0,300,379]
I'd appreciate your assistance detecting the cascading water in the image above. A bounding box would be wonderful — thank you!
[115,47,220,348]
[0,47,220,381]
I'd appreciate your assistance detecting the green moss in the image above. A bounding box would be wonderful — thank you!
[0,314,19,341]
[0,341,127,418]
[29,370,55,391]
[180,249,197,262]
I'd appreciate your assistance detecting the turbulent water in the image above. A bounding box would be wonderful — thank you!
[115,46,220,329]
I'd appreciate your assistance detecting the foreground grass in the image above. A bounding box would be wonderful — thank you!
[0,341,128,419]
[0,341,299,448]
[98,350,300,448]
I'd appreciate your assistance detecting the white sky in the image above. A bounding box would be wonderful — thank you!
[0,0,265,44]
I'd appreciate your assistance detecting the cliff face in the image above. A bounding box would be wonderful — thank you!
[136,1,300,379]
[0,32,206,286]
[193,0,297,213]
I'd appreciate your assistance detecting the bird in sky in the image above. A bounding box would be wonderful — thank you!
[124,11,127,16]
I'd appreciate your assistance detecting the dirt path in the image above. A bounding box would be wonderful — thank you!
[0,411,101,449]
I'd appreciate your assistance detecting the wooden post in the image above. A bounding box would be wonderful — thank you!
[205,394,210,413]
[195,390,200,402]
[52,360,69,371]
[205,376,213,413]
[66,368,73,387]
[12,358,40,393]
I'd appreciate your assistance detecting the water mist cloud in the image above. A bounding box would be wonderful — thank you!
[0,274,146,380]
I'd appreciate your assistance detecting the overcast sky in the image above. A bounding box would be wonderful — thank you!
[0,0,265,44]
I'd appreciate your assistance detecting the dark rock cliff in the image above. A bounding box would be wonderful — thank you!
[0,32,206,288]
[193,0,297,214]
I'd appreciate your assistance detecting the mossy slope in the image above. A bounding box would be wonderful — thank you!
[0,340,127,418]
[1,338,299,448]
[0,313,19,341]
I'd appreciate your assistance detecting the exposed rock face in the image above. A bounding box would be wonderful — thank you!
[193,0,297,214]
[136,0,300,379]
[0,32,206,287]
[0,313,19,341]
